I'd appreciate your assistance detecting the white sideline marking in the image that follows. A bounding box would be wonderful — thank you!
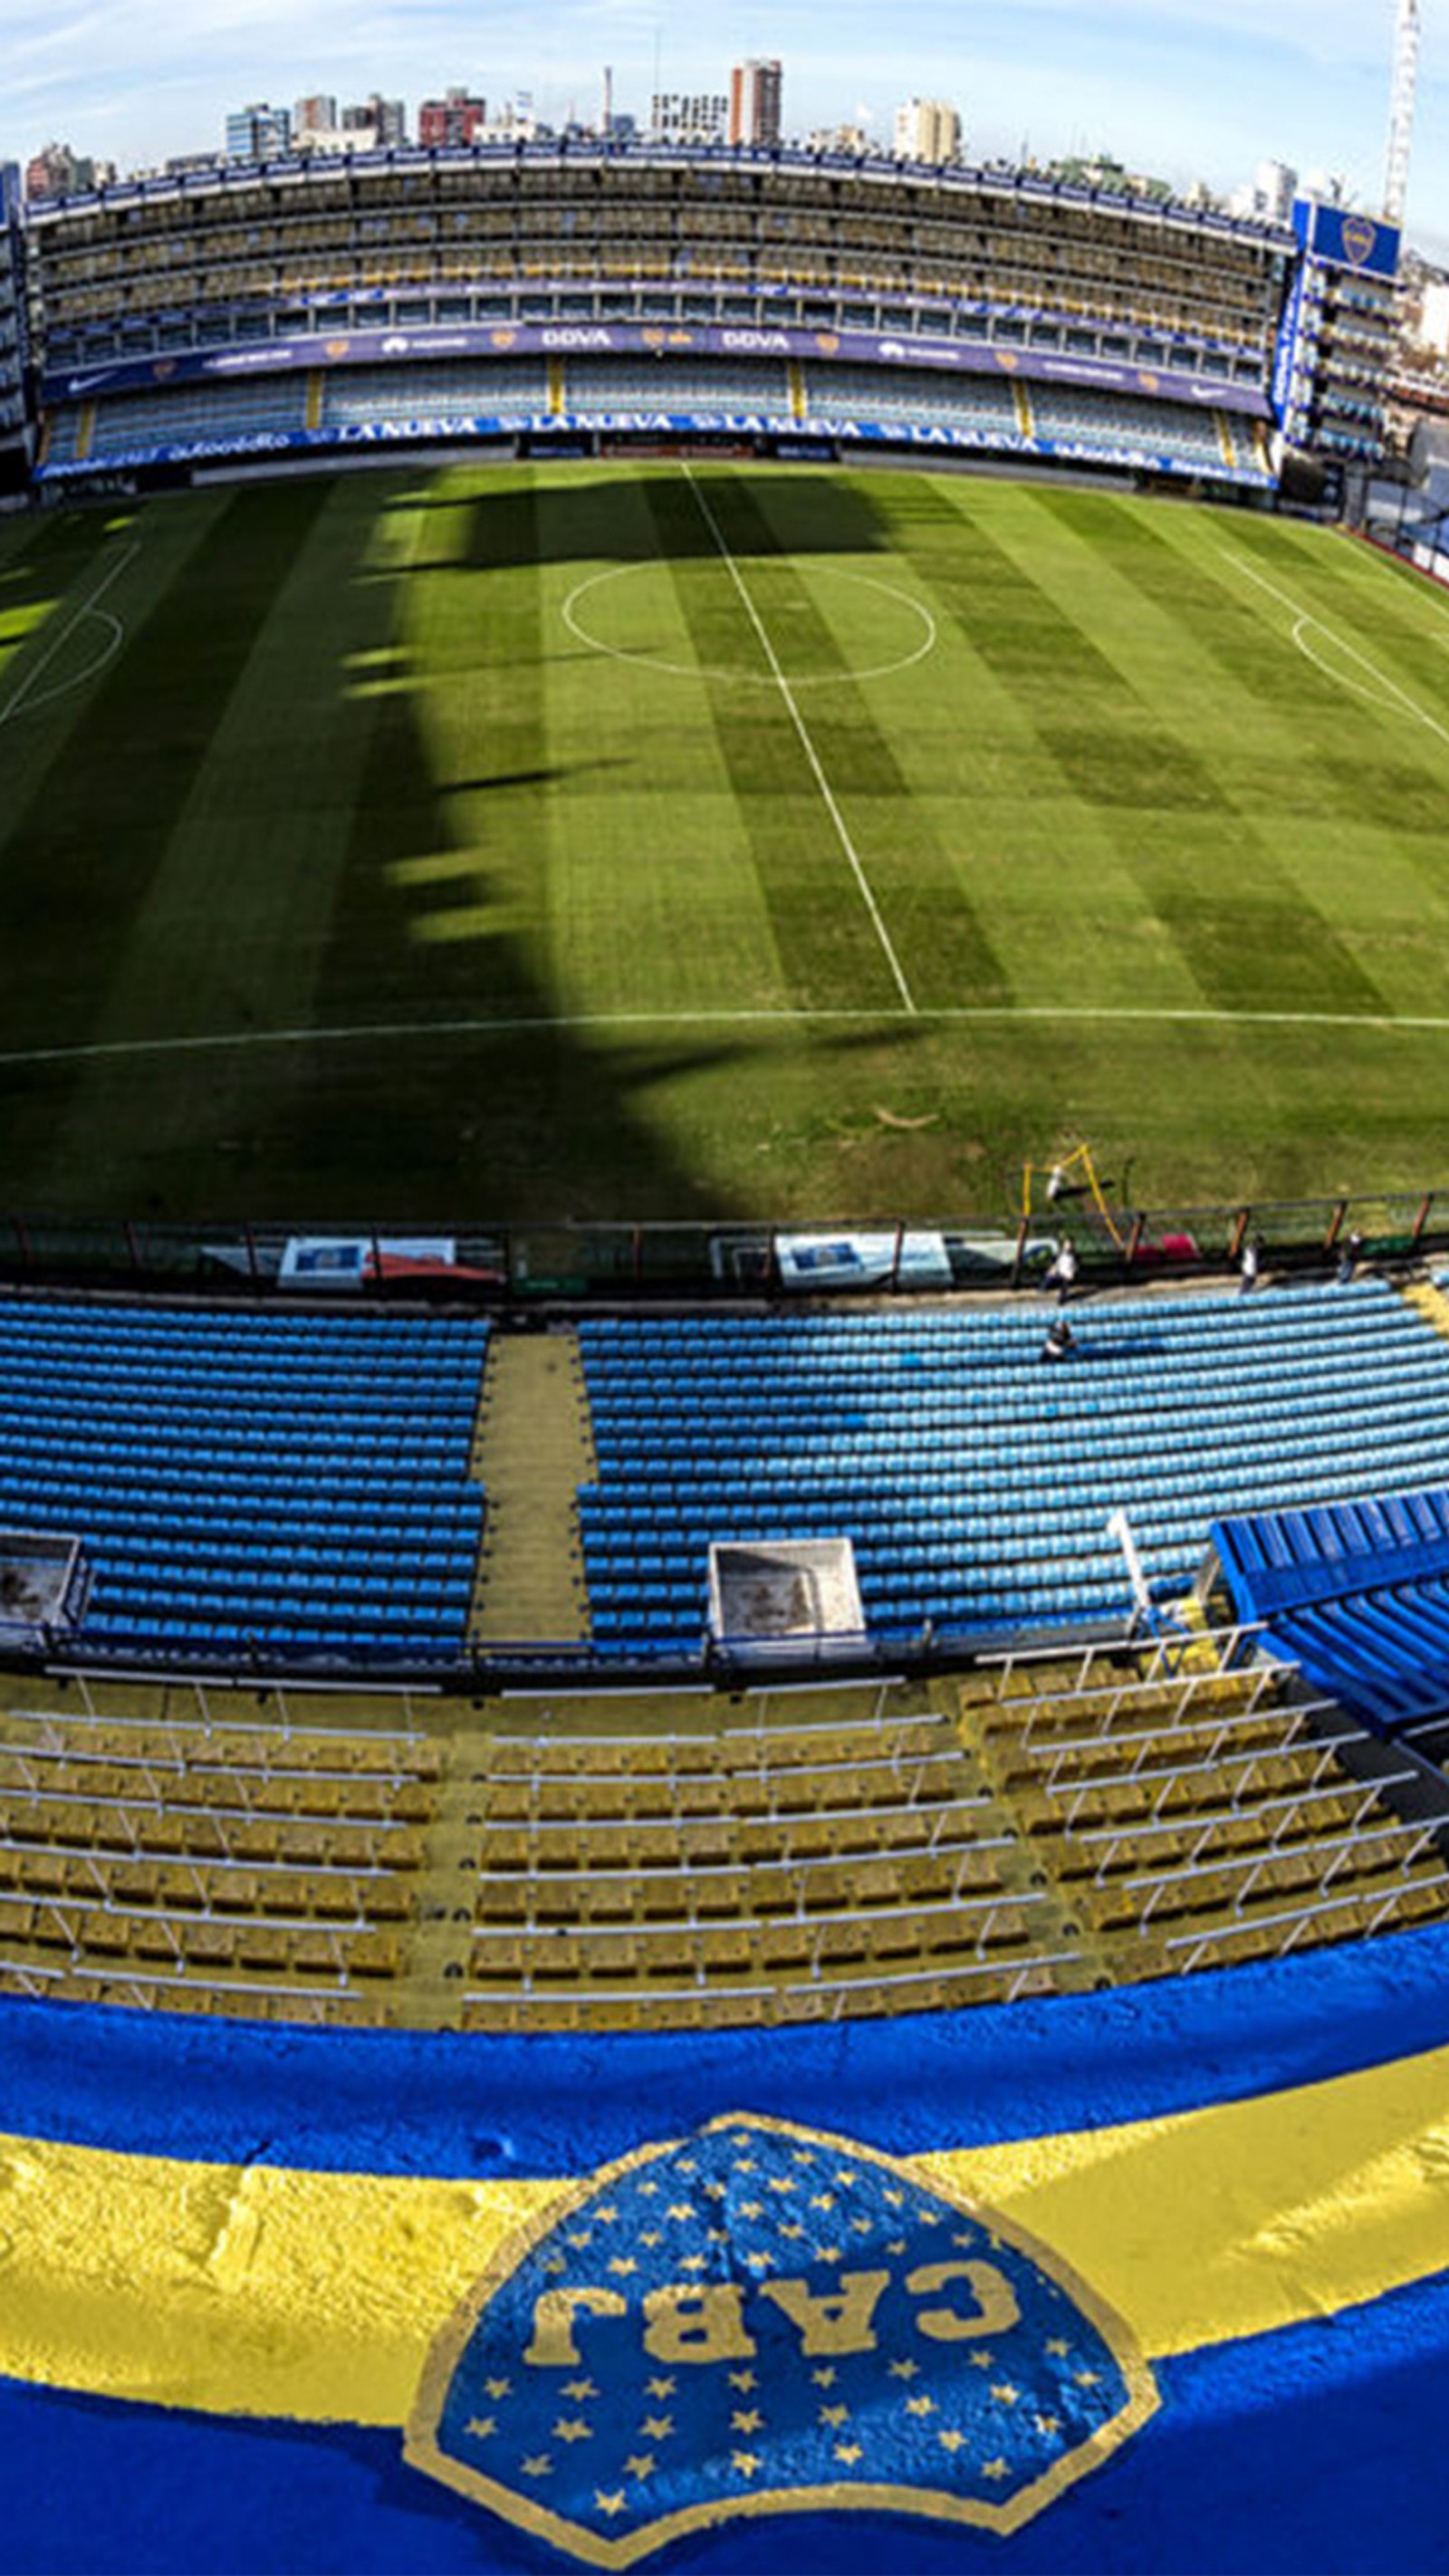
[681,464,917,1015]
[1220,546,1449,755]
[0,543,139,728]
[13,1000,1449,1078]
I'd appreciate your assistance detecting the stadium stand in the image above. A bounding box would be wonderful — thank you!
[4,1638,1444,2033]
[576,1283,1449,1658]
[26,144,1290,494]
[0,1301,488,1660]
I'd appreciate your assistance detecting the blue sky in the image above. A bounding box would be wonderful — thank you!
[5,0,1448,252]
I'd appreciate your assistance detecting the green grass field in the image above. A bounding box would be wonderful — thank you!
[3,458,1449,1224]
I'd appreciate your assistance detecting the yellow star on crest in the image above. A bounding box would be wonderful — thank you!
[521,2455,552,2478]
[888,2359,919,2381]
[809,2193,836,2213]
[554,2418,593,2445]
[811,2367,838,2389]
[906,2395,936,2417]
[834,2443,864,2466]
[820,2404,849,2428]
[640,2416,674,2442]
[991,2385,1020,2407]
[624,2454,657,2482]
[731,2408,763,2435]
[667,2203,697,2223]
[938,2428,969,2455]
[1076,2369,1101,2389]
[484,2378,512,2401]
[594,2491,629,2519]
[608,2256,638,2277]
[732,2452,762,2478]
[1045,2338,1070,2360]
[562,2380,598,2403]
[729,2369,758,2393]
[1036,2414,1060,2437]
[646,2379,676,2400]
[465,2416,496,2441]
[983,2458,1011,2483]
[595,2206,619,2225]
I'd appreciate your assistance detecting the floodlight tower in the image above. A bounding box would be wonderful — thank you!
[1385,0,1421,226]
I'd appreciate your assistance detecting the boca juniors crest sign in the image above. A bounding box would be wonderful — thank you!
[407,2114,1157,2565]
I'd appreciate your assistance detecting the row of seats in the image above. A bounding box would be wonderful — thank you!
[575,1286,1449,1653]
[0,1300,489,1660]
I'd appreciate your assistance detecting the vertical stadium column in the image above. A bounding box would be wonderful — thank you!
[788,359,807,424]
[75,401,95,464]
[304,371,324,433]
[547,356,566,419]
[1011,378,1035,442]
[1216,411,1238,473]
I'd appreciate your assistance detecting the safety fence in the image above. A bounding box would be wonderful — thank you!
[0,1186,1443,1305]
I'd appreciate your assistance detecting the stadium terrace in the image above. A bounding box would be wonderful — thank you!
[2,111,1449,2576]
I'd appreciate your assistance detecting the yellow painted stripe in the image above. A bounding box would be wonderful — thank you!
[4,2040,1448,2427]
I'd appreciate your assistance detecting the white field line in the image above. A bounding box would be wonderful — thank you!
[13,1000,1449,1077]
[681,463,917,1015]
[1220,545,1449,755]
[1291,614,1404,714]
[561,559,938,690]
[0,543,139,728]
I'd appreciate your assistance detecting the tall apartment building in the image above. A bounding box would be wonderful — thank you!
[24,141,104,201]
[417,87,488,149]
[293,94,338,138]
[894,98,962,166]
[349,95,407,149]
[225,102,293,164]
[650,91,729,144]
[728,59,782,149]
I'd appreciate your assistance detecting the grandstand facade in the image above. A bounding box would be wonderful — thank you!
[20,143,1314,494]
[0,162,30,495]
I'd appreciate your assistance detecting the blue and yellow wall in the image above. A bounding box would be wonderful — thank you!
[5,1926,1449,2573]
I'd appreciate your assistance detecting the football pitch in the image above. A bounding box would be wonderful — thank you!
[2,457,1449,1225]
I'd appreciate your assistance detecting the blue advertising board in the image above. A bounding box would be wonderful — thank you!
[1291,197,1400,280]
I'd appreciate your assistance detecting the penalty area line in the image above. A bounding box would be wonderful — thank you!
[0,542,139,729]
[8,1002,1449,1077]
[1219,545,1449,756]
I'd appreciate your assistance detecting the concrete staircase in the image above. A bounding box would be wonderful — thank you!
[468,1330,594,1646]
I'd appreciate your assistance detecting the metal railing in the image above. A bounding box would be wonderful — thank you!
[0,1184,1444,1306]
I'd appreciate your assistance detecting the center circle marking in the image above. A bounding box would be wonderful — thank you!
[561,561,938,687]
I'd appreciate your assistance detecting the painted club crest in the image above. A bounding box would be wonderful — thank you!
[1341,213,1377,267]
[406,2115,1157,2567]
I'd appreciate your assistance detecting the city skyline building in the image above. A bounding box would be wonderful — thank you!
[728,58,782,149]
[893,97,962,164]
[650,90,729,144]
[224,101,292,164]
[417,85,487,148]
